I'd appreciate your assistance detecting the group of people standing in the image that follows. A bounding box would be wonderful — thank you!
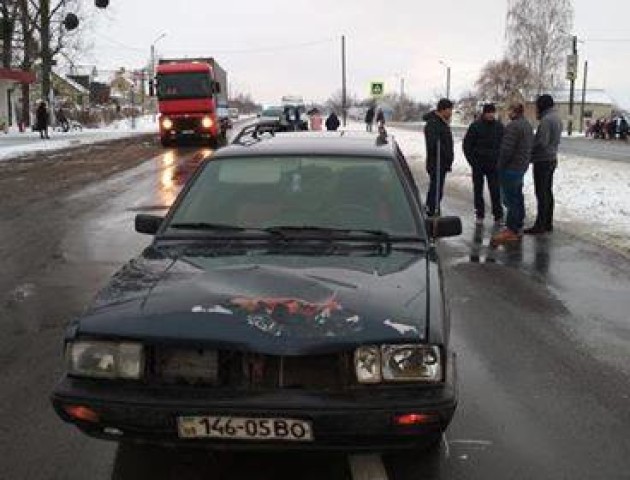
[364,106,385,132]
[307,108,341,132]
[424,94,562,246]
[587,116,629,140]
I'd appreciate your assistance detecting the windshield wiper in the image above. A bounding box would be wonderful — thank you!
[169,222,249,232]
[263,225,423,242]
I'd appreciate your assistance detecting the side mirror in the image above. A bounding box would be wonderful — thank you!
[135,214,163,235]
[214,81,221,94]
[257,113,261,118]
[425,216,462,239]
[148,80,155,97]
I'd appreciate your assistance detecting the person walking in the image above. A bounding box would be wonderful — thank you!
[491,103,534,245]
[376,108,385,127]
[423,98,454,217]
[325,111,341,131]
[463,103,504,224]
[524,94,563,234]
[35,101,50,139]
[365,106,375,132]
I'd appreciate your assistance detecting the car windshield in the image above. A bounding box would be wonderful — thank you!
[167,156,419,237]
[157,72,212,100]
[262,107,282,117]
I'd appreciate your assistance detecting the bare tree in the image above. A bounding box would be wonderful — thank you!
[506,0,574,94]
[476,58,534,103]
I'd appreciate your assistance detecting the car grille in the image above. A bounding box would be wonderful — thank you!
[173,117,199,131]
[152,347,354,391]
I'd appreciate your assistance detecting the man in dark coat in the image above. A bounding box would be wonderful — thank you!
[491,103,534,245]
[524,94,563,234]
[463,103,504,223]
[423,98,454,217]
[35,101,50,139]
[365,106,375,132]
[325,112,340,131]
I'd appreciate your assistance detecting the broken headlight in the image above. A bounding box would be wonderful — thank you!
[381,345,442,382]
[66,340,144,380]
[354,345,442,384]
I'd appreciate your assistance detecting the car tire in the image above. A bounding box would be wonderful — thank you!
[160,137,171,148]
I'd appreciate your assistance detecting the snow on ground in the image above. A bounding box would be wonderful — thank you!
[0,115,157,162]
[384,124,630,255]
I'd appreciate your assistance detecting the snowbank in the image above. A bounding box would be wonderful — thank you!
[387,125,630,254]
[0,115,157,162]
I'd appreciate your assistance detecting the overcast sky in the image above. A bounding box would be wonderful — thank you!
[79,0,630,108]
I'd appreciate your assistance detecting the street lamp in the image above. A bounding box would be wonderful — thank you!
[149,33,167,118]
[439,61,451,99]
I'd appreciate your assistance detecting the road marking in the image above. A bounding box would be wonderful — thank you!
[348,454,389,480]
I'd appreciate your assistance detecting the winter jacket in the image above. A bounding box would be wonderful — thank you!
[531,108,562,163]
[35,104,49,131]
[365,107,375,123]
[423,111,454,173]
[498,115,534,172]
[463,119,504,169]
[326,113,340,131]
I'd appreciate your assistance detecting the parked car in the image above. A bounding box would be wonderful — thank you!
[228,107,239,119]
[51,128,461,451]
[258,106,283,123]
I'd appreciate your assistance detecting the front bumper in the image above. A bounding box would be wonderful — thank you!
[52,356,457,451]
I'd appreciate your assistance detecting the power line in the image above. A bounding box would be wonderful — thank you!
[162,37,337,56]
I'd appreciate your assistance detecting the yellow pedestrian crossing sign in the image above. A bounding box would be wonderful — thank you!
[370,82,384,97]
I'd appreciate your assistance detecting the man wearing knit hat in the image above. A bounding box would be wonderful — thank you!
[463,103,504,224]
[524,94,563,234]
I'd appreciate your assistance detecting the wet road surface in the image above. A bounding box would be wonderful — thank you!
[0,139,629,479]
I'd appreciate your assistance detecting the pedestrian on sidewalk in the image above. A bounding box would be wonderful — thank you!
[365,106,375,132]
[376,108,385,127]
[35,101,50,139]
[491,103,534,245]
[423,98,454,217]
[325,111,341,131]
[463,103,504,224]
[524,94,562,235]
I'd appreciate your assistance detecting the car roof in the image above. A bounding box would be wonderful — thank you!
[215,131,398,159]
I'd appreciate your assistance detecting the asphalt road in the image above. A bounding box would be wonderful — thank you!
[389,122,630,162]
[0,135,628,479]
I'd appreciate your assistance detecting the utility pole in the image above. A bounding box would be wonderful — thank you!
[567,35,578,136]
[439,61,451,99]
[400,77,405,98]
[40,0,52,110]
[341,35,347,127]
[579,60,588,134]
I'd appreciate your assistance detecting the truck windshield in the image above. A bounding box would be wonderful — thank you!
[157,72,212,100]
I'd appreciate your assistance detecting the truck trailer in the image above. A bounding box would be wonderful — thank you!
[153,57,228,147]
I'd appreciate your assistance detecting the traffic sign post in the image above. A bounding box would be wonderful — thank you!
[566,54,578,81]
[370,82,384,98]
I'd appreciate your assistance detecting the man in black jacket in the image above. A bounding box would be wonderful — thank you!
[463,103,504,224]
[423,98,454,217]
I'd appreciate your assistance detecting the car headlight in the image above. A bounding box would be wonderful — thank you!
[354,346,381,384]
[201,116,213,129]
[354,344,442,384]
[161,117,173,130]
[382,345,441,382]
[66,340,144,380]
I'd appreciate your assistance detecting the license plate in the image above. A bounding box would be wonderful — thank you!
[177,416,313,442]
[181,129,195,134]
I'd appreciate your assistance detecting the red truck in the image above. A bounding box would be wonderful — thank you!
[152,58,228,147]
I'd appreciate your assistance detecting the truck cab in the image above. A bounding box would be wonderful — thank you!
[154,59,228,147]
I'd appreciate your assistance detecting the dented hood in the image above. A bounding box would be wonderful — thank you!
[76,251,429,354]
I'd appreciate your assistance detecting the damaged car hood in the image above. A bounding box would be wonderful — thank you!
[75,250,430,354]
